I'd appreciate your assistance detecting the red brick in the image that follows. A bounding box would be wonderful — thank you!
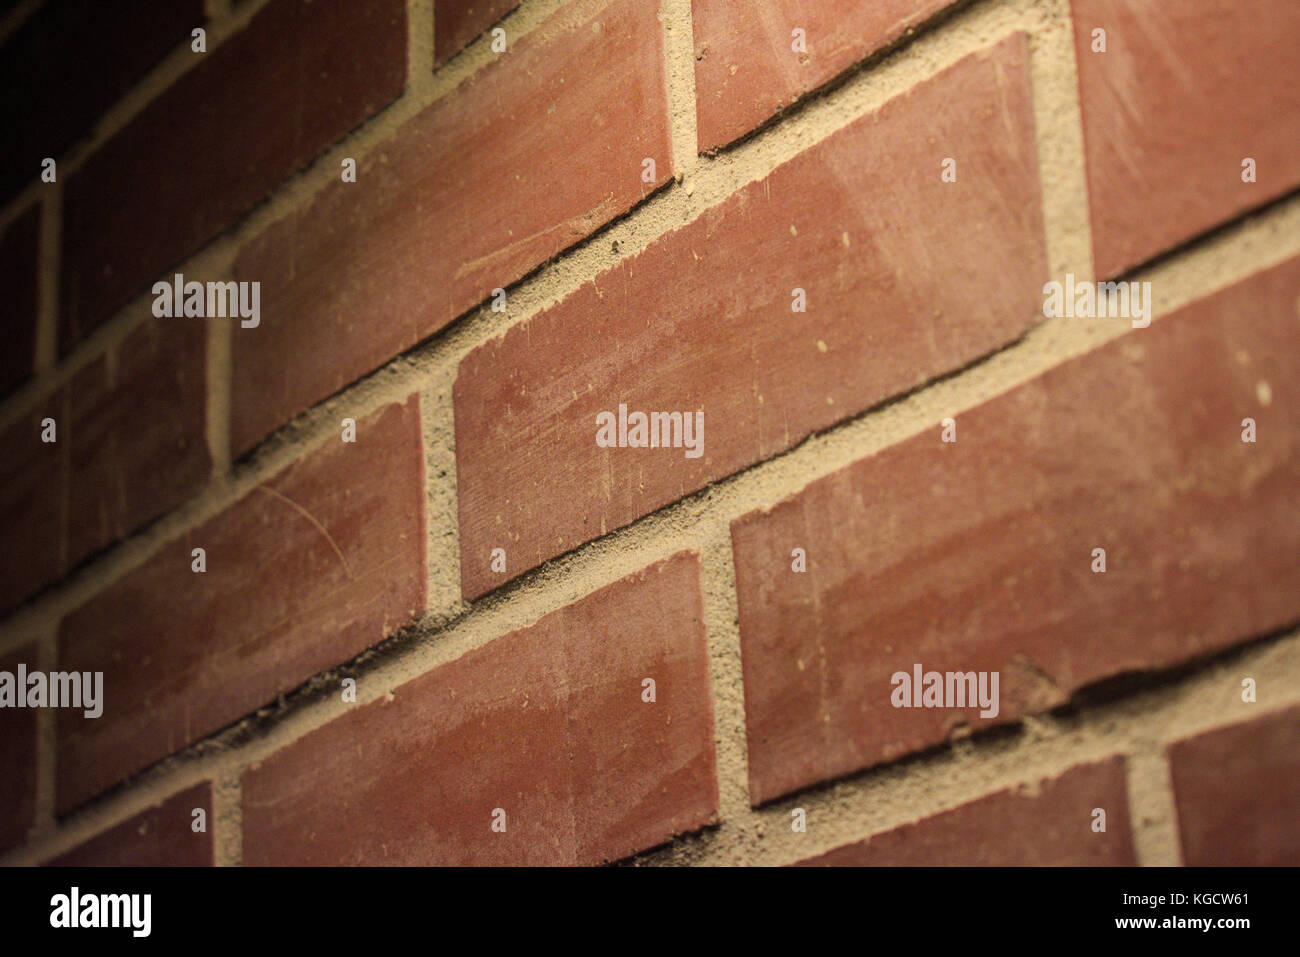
[67,319,210,568]
[47,783,214,866]
[231,0,672,456]
[1169,705,1300,866]
[0,320,207,613]
[731,255,1300,804]
[434,0,520,65]
[455,34,1046,600]
[0,646,39,853]
[796,758,1135,865]
[59,0,407,349]
[1071,0,1300,278]
[0,206,39,396]
[0,403,66,616]
[56,396,426,814]
[0,0,203,204]
[692,0,957,152]
[242,552,717,865]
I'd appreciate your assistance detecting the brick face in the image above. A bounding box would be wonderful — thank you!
[732,255,1300,805]
[454,34,1046,600]
[56,396,426,814]
[1168,706,1300,866]
[0,0,203,205]
[692,0,958,152]
[796,758,1136,865]
[434,0,521,65]
[47,783,214,866]
[241,552,717,865]
[0,646,39,853]
[0,321,208,615]
[230,0,672,456]
[1071,0,1300,278]
[67,319,210,568]
[59,0,408,350]
[0,206,39,397]
[0,403,66,616]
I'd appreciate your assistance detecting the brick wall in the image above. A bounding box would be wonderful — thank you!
[0,0,1297,866]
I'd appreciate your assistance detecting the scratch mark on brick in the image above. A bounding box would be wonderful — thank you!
[255,485,354,579]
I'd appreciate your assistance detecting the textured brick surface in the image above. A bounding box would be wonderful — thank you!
[60,0,407,349]
[48,783,214,866]
[242,552,717,865]
[455,35,1046,600]
[0,646,39,853]
[692,0,957,152]
[57,397,426,814]
[732,255,1300,804]
[1169,706,1300,866]
[4,0,1293,874]
[0,403,66,616]
[1071,0,1300,278]
[0,321,207,614]
[0,0,203,204]
[67,319,210,568]
[231,0,671,456]
[0,206,40,397]
[434,0,520,64]
[796,758,1135,865]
